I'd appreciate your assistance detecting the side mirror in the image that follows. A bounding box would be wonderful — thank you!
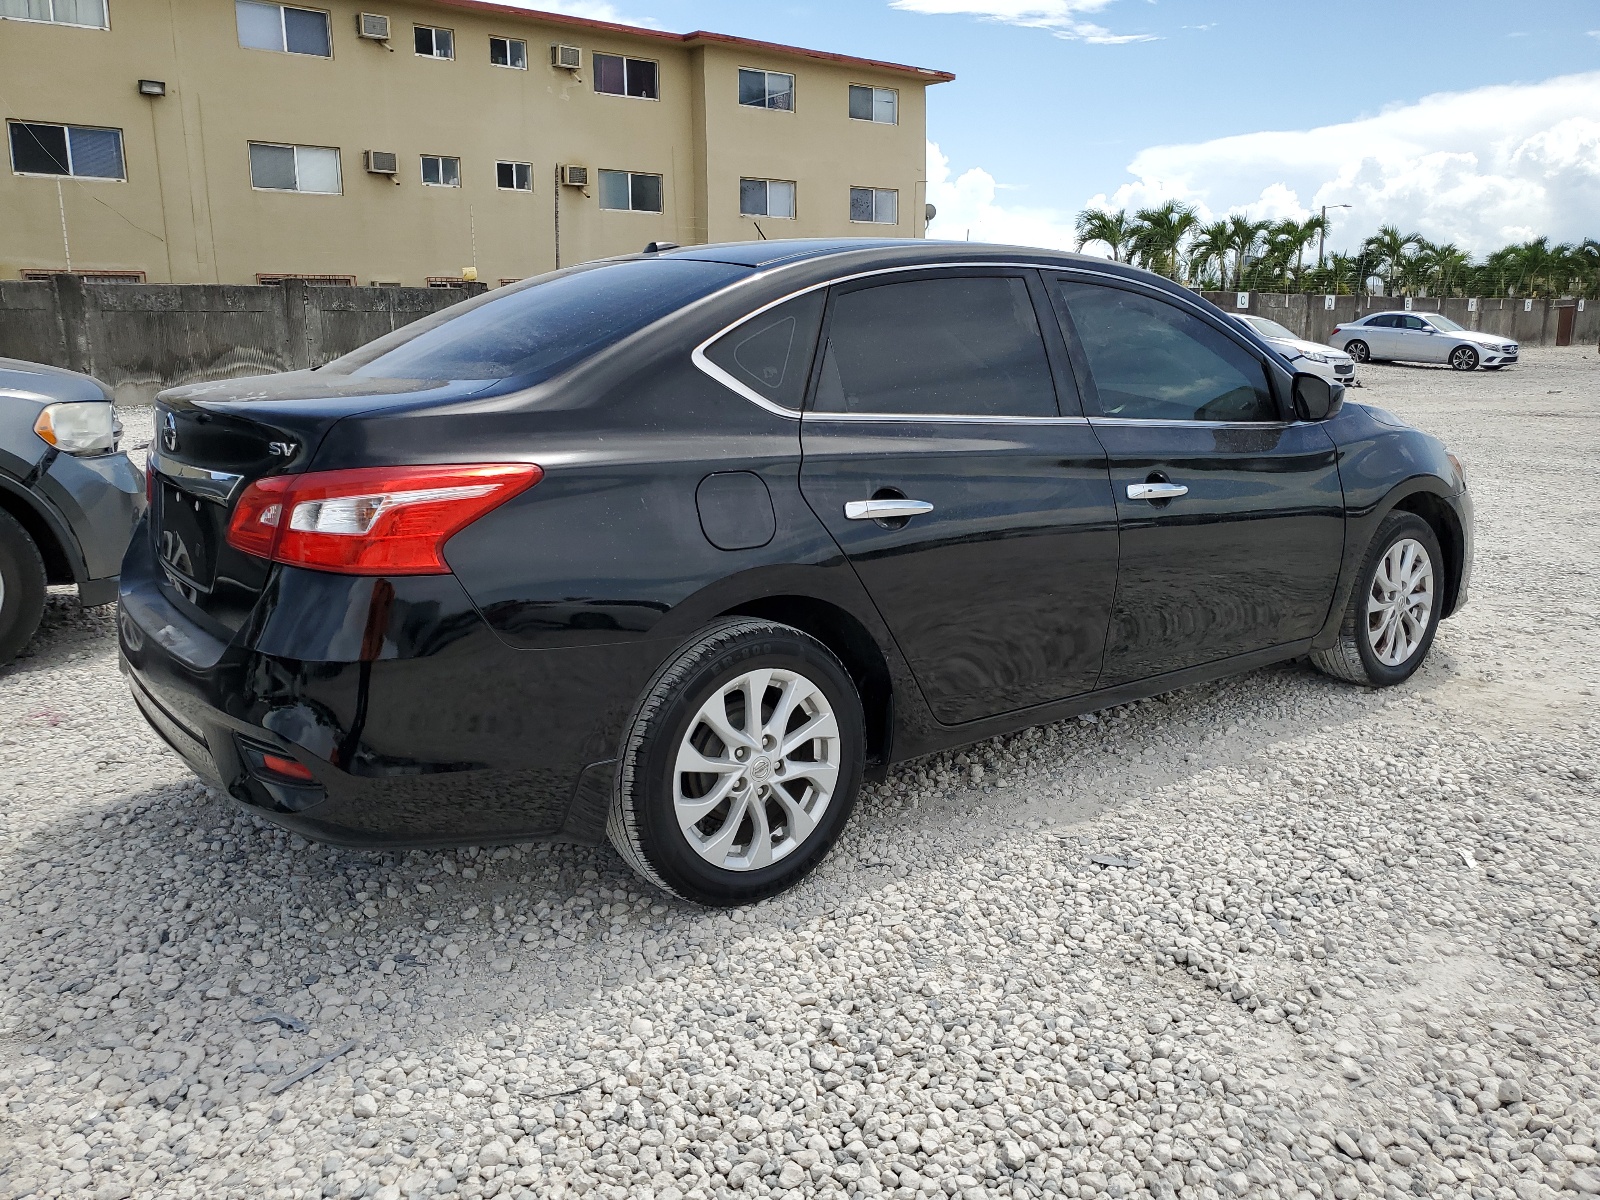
[1292,373,1344,421]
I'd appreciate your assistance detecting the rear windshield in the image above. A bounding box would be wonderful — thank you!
[327,259,749,383]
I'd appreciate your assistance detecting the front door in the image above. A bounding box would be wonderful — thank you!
[1395,313,1445,362]
[799,270,1120,725]
[1049,274,1346,686]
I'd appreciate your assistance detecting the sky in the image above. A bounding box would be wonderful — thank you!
[513,0,1600,257]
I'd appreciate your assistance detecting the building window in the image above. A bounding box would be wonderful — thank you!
[9,121,124,179]
[249,142,340,193]
[496,161,532,191]
[0,0,108,28]
[489,36,526,69]
[414,24,453,59]
[738,68,794,111]
[598,169,662,213]
[848,84,898,124]
[421,154,460,187]
[256,273,356,285]
[236,2,331,57]
[426,277,471,289]
[21,269,146,282]
[593,53,658,99]
[849,186,897,224]
[739,177,795,219]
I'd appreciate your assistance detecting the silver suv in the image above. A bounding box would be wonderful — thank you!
[0,357,145,665]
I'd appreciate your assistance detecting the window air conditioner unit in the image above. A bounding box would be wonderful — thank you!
[560,164,589,188]
[356,13,390,40]
[365,150,399,175]
[551,44,582,70]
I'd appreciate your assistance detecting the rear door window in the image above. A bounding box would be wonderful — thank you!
[810,274,1058,418]
[1053,280,1278,423]
[331,259,747,383]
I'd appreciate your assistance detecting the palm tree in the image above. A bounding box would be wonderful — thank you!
[1128,201,1199,281]
[1224,215,1267,290]
[1189,220,1232,291]
[1361,225,1423,296]
[1074,209,1135,262]
[1413,241,1473,297]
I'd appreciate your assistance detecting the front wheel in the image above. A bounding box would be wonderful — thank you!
[0,509,48,667]
[1310,511,1443,687]
[608,619,865,905]
[1345,339,1370,363]
[1449,345,1479,371]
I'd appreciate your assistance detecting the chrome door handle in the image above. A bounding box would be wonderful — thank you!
[844,499,934,521]
[1127,482,1189,502]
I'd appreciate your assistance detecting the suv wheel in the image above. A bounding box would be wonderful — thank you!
[1310,511,1443,687]
[608,619,865,905]
[0,508,48,667]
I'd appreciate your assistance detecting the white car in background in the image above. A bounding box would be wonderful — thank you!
[1230,314,1357,386]
[1329,311,1518,371]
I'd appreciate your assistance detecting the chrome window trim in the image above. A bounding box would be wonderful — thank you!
[691,258,1285,426]
[691,259,1075,422]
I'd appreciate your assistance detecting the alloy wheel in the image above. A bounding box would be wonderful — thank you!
[1450,346,1478,371]
[673,667,841,871]
[1366,537,1435,667]
[1347,340,1370,363]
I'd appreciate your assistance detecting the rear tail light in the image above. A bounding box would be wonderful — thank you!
[1331,327,1342,335]
[225,463,541,575]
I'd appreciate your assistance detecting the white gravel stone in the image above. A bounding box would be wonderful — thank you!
[2,350,1599,1200]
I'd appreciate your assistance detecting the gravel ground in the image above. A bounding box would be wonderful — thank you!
[2,348,1598,1200]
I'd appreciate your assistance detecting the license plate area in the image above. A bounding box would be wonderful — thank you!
[155,480,219,594]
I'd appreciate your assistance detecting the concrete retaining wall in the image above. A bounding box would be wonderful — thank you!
[1197,291,1599,349]
[0,275,472,405]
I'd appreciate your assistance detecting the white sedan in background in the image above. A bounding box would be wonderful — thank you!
[1230,314,1358,386]
[1329,311,1518,371]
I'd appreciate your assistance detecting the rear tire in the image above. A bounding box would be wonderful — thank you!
[1345,339,1370,363]
[608,619,865,905]
[1449,345,1479,371]
[1310,511,1443,688]
[0,509,48,667]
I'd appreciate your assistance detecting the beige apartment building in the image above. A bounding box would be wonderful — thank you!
[0,0,952,286]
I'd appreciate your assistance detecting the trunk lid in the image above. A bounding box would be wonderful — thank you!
[147,371,492,633]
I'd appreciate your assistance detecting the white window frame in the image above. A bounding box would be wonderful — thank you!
[495,160,532,192]
[737,67,795,112]
[597,169,664,213]
[592,52,660,101]
[0,0,108,29]
[739,177,796,220]
[420,154,461,188]
[488,35,526,69]
[235,1,332,57]
[848,84,898,125]
[8,120,125,181]
[849,186,898,225]
[414,24,454,60]
[248,141,341,194]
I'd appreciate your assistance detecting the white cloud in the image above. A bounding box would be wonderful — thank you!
[496,1,656,26]
[926,141,1090,250]
[930,72,1600,255]
[889,0,1155,44]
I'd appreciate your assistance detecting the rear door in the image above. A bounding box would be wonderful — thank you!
[798,269,1119,725]
[1048,273,1345,686]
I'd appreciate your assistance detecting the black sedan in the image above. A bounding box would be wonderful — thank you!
[118,240,1472,904]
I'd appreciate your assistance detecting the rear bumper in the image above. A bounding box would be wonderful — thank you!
[117,527,657,847]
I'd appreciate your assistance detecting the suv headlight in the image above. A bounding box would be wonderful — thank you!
[1299,350,1331,364]
[33,401,118,455]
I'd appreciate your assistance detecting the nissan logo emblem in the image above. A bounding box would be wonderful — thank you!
[161,411,179,452]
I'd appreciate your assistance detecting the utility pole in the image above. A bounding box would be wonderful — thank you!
[1319,204,1352,270]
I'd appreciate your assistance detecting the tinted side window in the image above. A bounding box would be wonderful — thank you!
[811,275,1057,417]
[333,259,747,383]
[703,290,825,411]
[1055,281,1277,423]
[1401,315,1427,330]
[1366,314,1398,328]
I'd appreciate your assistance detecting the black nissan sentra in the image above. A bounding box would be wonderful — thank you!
[119,240,1472,904]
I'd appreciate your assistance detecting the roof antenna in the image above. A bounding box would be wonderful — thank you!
[753,221,768,241]
[642,241,679,254]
